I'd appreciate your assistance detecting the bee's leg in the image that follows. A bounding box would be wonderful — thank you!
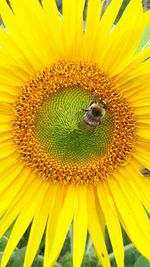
[80,109,89,112]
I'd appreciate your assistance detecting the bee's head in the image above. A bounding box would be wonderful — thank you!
[91,105,102,117]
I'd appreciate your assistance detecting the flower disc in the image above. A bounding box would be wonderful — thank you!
[13,62,136,185]
[35,88,113,163]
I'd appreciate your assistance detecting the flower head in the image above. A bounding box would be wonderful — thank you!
[0,0,150,267]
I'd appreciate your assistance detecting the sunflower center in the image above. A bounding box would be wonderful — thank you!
[35,88,113,163]
[13,61,136,185]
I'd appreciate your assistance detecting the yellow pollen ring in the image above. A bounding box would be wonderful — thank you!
[12,61,136,185]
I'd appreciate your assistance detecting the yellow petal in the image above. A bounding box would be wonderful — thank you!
[0,131,12,143]
[131,96,150,107]
[95,0,123,63]
[115,76,150,102]
[0,91,16,104]
[0,0,44,70]
[115,62,150,90]
[87,186,110,267]
[136,114,150,125]
[62,0,85,60]
[0,65,29,85]
[135,140,150,159]
[1,180,49,267]
[117,43,150,78]
[0,152,18,173]
[109,173,150,260]
[46,185,76,267]
[42,0,64,61]
[62,0,78,59]
[0,161,24,192]
[125,163,150,214]
[81,0,102,61]
[0,83,19,95]
[134,105,150,115]
[135,142,150,156]
[44,184,63,267]
[97,182,124,267]
[10,0,54,67]
[73,186,87,267]
[100,0,147,75]
[74,0,85,60]
[0,102,13,115]
[95,190,106,236]
[0,166,30,217]
[0,173,40,239]
[136,128,150,142]
[0,113,12,124]
[0,122,12,133]
[24,184,55,267]
[133,149,150,170]
[0,140,16,159]
[0,27,34,75]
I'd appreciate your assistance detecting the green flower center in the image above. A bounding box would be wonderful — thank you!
[35,88,114,163]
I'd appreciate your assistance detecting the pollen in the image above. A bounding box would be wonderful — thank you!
[13,61,136,185]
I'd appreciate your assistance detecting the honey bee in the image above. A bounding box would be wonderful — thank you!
[79,95,106,131]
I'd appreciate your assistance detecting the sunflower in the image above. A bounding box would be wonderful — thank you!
[0,0,150,266]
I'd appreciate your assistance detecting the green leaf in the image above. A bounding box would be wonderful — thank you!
[124,247,140,267]
[0,224,16,261]
[133,256,150,267]
[137,24,150,52]
[7,247,26,267]
[3,223,14,239]
[0,236,8,251]
[82,254,97,267]
[86,245,97,258]
[0,236,9,261]
[32,255,44,267]
[59,235,71,257]
[59,252,72,267]
[54,262,62,267]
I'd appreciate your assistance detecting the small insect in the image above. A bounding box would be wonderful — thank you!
[79,95,107,131]
[140,168,150,177]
